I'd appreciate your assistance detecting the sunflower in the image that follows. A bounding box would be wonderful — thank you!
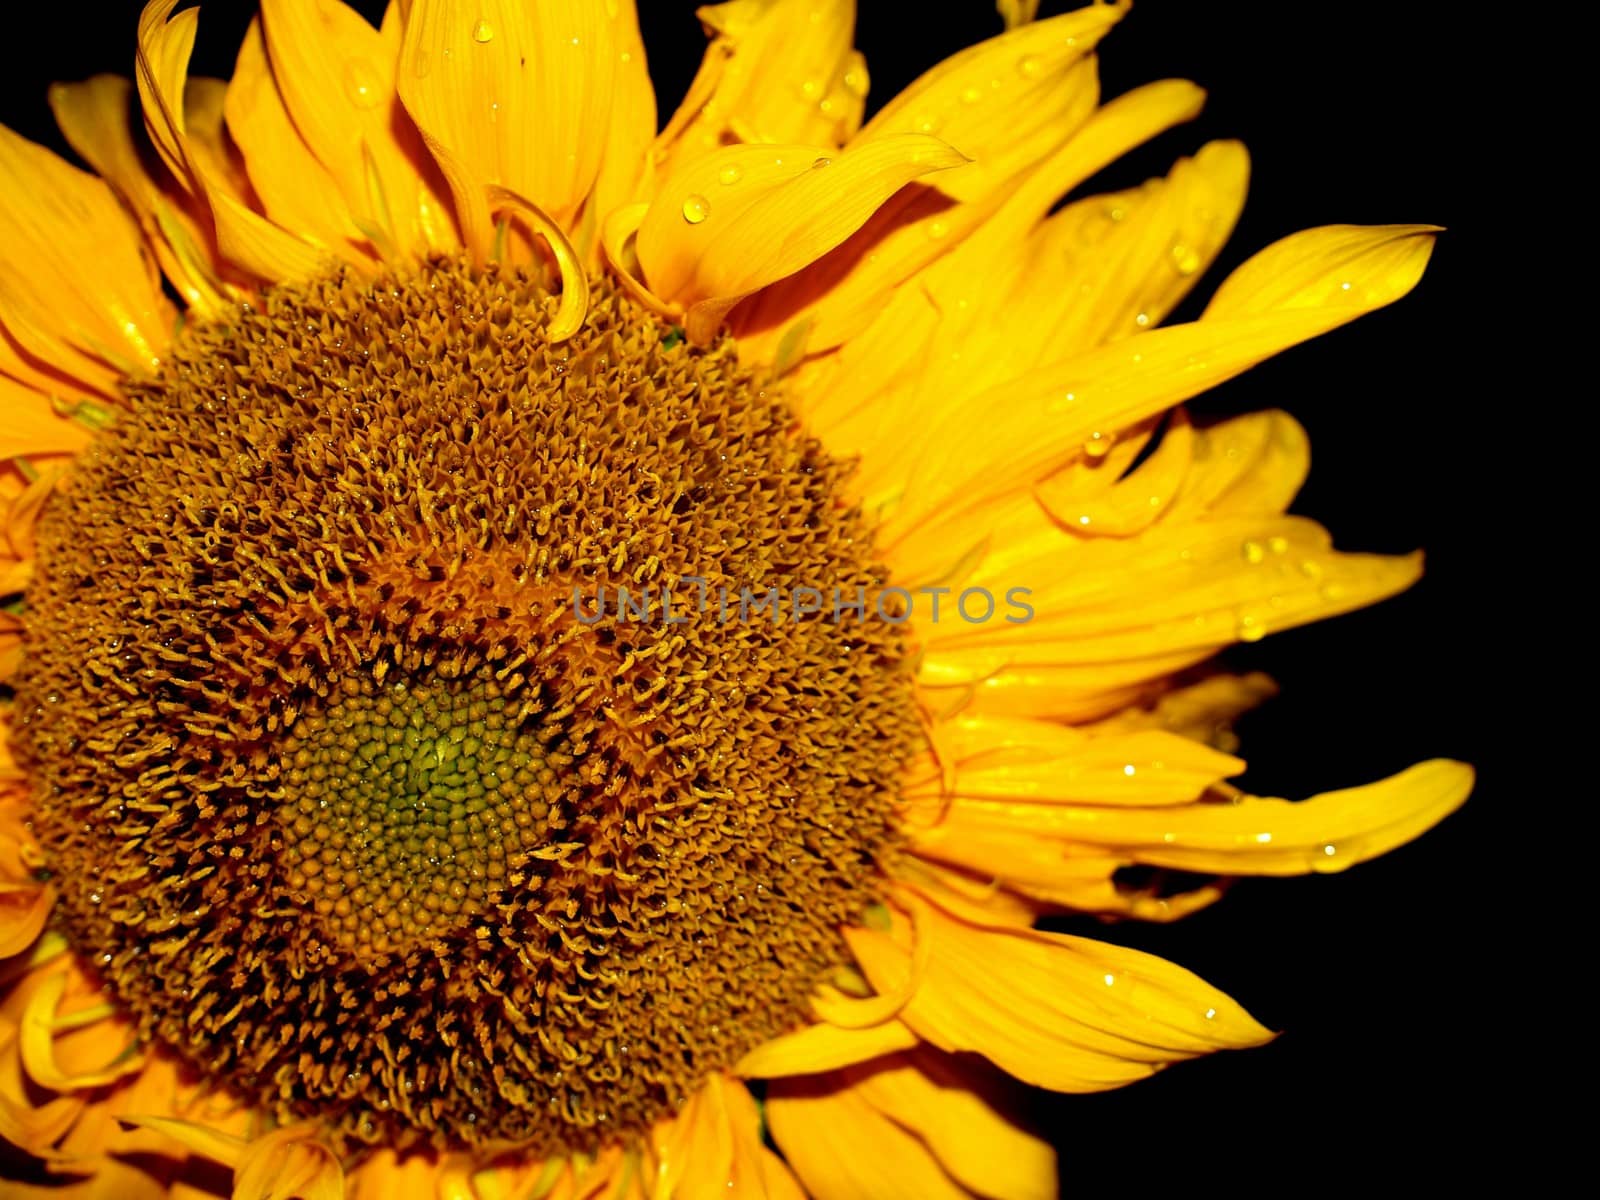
[0,0,1471,1196]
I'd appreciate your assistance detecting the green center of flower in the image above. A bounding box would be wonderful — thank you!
[278,673,561,956]
[11,260,918,1157]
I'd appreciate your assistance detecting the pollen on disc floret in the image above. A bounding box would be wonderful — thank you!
[11,258,919,1156]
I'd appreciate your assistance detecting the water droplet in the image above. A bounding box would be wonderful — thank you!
[1103,973,1116,987]
[1122,764,1136,777]
[1254,832,1272,844]
[1319,582,1346,602]
[344,60,382,109]
[1204,1007,1217,1020]
[717,164,742,186]
[843,66,868,96]
[1083,431,1113,459]
[1018,55,1043,78]
[811,156,832,170]
[961,85,983,105]
[472,17,495,43]
[915,114,943,135]
[1267,535,1289,555]
[1106,203,1127,222]
[926,218,950,240]
[1236,612,1266,642]
[1299,559,1324,580]
[681,194,710,224]
[1241,540,1265,564]
[1171,243,1201,275]
[799,78,822,99]
[1134,310,1150,327]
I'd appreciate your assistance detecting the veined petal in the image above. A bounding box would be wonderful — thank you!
[637,135,968,341]
[578,1,656,262]
[651,1074,803,1200]
[1034,410,1192,538]
[766,1073,971,1200]
[1167,408,1311,520]
[398,0,626,255]
[0,123,173,391]
[48,74,233,315]
[1010,139,1249,357]
[735,1016,918,1078]
[135,0,332,284]
[902,716,1244,810]
[942,759,1473,877]
[257,0,455,257]
[873,224,1438,552]
[224,17,371,261]
[656,0,866,175]
[845,900,1271,1091]
[844,1049,1056,1200]
[1082,670,1279,750]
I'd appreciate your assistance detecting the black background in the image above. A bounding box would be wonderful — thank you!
[0,0,1497,1187]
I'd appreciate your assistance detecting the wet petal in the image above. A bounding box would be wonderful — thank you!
[734,1016,918,1077]
[637,135,967,341]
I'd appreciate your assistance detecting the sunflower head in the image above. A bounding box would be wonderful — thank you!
[0,1,1467,1197]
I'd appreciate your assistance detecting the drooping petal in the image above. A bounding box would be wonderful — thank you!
[223,17,371,261]
[938,759,1473,877]
[767,1072,972,1200]
[845,898,1272,1091]
[135,0,332,284]
[47,74,233,315]
[637,135,968,341]
[656,0,867,176]
[0,123,173,395]
[735,1015,918,1077]
[843,1049,1056,1200]
[873,224,1438,553]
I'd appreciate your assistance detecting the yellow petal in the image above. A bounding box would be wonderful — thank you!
[257,0,454,257]
[738,4,1126,358]
[656,0,866,175]
[637,135,968,341]
[0,378,94,460]
[578,1,656,262]
[734,1016,918,1078]
[19,971,144,1090]
[1011,139,1249,357]
[846,1049,1056,1200]
[1034,410,1192,538]
[234,1125,345,1200]
[766,1073,971,1200]
[1166,408,1311,520]
[847,900,1271,1091]
[1083,670,1279,750]
[998,0,1042,26]
[48,74,232,315]
[0,884,52,960]
[224,17,370,260]
[136,0,332,284]
[0,123,172,391]
[947,759,1473,877]
[875,224,1439,554]
[652,1074,800,1200]
[398,0,627,255]
[903,716,1243,810]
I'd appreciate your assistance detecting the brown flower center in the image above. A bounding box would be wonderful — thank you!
[11,261,917,1156]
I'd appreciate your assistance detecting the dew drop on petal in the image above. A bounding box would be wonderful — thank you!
[811,156,832,170]
[472,18,495,43]
[1018,54,1043,78]
[1241,540,1265,564]
[717,165,742,186]
[344,60,381,109]
[682,194,710,224]
[1171,243,1202,275]
[1083,431,1113,459]
[1236,612,1266,642]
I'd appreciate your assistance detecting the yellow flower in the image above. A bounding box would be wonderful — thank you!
[0,1,1470,1198]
